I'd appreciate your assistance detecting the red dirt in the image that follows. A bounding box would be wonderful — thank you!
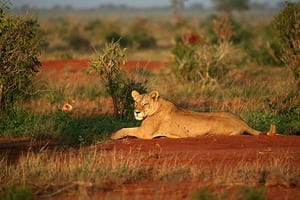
[40,59,168,82]
[1,136,300,199]
[94,136,300,200]
[41,59,168,72]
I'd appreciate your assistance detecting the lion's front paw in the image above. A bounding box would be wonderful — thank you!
[111,132,123,140]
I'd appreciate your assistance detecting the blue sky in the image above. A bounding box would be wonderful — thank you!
[11,0,293,9]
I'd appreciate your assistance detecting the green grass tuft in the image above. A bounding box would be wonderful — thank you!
[0,109,140,145]
[242,111,300,135]
[243,187,265,200]
[0,185,35,200]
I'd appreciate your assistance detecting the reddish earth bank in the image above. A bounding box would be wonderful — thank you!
[98,135,300,167]
[1,136,300,199]
[94,136,300,199]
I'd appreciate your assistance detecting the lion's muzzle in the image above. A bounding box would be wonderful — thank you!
[134,111,144,120]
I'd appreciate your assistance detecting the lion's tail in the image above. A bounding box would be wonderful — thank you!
[266,124,277,136]
[246,124,277,136]
[245,126,261,136]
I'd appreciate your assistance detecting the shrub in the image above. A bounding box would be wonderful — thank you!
[191,188,217,200]
[244,43,281,66]
[203,14,252,45]
[0,108,141,143]
[243,187,265,200]
[273,2,300,90]
[0,185,35,200]
[105,30,156,49]
[84,19,107,39]
[52,17,69,40]
[172,42,198,81]
[132,30,156,49]
[53,111,140,144]
[259,25,283,65]
[172,16,233,86]
[91,42,147,119]
[0,5,43,118]
[243,23,283,66]
[206,16,278,66]
[67,32,91,51]
[84,19,102,32]
[242,110,300,135]
[105,32,133,48]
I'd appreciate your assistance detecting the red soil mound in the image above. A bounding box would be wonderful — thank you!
[97,136,300,199]
[99,135,300,166]
[1,136,300,199]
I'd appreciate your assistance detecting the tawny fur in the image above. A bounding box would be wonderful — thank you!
[111,90,270,139]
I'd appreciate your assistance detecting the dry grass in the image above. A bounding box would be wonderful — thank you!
[18,12,298,134]
[156,66,294,114]
[1,147,299,198]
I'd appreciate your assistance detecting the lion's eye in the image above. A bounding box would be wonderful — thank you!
[143,103,149,106]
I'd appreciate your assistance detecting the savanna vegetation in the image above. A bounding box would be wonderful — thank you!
[1,1,300,199]
[2,2,299,140]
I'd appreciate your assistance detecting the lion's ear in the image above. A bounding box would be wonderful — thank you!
[149,90,159,101]
[131,90,140,100]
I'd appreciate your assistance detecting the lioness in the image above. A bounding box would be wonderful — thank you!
[111,90,272,139]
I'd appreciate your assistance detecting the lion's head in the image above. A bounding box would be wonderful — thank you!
[131,90,160,120]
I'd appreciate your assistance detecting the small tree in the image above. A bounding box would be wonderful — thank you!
[91,42,147,119]
[273,2,300,90]
[0,3,43,117]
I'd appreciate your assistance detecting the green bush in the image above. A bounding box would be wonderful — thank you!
[0,109,141,144]
[172,40,229,85]
[244,24,283,66]
[55,17,70,41]
[0,5,43,118]
[244,44,279,66]
[172,42,199,81]
[273,3,300,52]
[242,110,300,135]
[173,16,232,85]
[0,185,34,200]
[84,19,102,32]
[105,31,156,49]
[67,33,91,51]
[203,14,252,45]
[91,42,147,119]
[243,187,265,200]
[273,2,300,89]
[259,25,283,65]
[191,188,217,200]
[191,187,265,200]
[205,15,282,66]
[0,109,54,137]
[132,30,156,49]
[53,111,140,144]
[105,32,133,48]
